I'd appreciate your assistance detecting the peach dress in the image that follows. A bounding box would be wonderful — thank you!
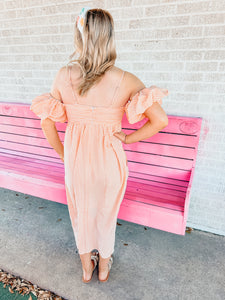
[30,66,168,258]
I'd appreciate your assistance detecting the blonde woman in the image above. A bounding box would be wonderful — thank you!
[30,7,169,283]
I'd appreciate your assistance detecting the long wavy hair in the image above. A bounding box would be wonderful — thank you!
[68,8,117,96]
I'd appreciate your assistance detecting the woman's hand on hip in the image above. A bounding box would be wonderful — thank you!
[113,131,127,144]
[59,154,64,162]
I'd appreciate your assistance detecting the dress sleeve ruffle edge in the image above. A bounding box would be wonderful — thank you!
[125,85,169,124]
[30,93,68,123]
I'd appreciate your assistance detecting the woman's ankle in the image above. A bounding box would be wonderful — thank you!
[80,251,92,272]
[99,254,111,270]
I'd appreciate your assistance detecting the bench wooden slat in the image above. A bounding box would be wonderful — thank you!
[126,183,186,204]
[0,148,61,164]
[127,171,189,188]
[0,155,64,175]
[124,192,184,212]
[127,179,188,194]
[124,143,195,160]
[127,161,191,181]
[0,163,64,185]
[0,140,60,160]
[0,150,63,167]
[126,151,194,170]
[124,130,199,148]
[0,123,65,142]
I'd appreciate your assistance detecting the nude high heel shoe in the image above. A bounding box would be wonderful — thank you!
[98,255,113,282]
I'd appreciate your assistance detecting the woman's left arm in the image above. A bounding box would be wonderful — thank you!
[40,68,65,162]
[41,118,64,162]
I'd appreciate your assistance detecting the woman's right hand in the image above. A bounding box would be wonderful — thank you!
[113,131,127,144]
[59,154,64,162]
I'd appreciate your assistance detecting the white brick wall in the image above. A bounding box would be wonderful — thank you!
[0,0,225,236]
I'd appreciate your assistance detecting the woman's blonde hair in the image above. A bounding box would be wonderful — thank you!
[68,8,117,96]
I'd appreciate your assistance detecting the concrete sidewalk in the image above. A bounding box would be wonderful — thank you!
[0,187,224,300]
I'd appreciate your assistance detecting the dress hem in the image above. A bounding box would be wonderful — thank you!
[78,248,114,259]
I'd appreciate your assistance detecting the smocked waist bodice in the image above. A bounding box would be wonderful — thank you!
[64,103,125,125]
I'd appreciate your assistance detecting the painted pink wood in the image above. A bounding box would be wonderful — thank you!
[183,166,195,224]
[0,139,62,160]
[0,102,202,236]
[127,163,191,182]
[0,159,64,184]
[125,184,186,207]
[0,170,67,205]
[0,148,60,164]
[127,171,189,189]
[126,180,188,198]
[117,198,185,235]
[125,142,196,161]
[0,152,63,169]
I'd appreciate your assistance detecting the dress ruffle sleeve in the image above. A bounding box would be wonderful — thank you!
[125,85,169,124]
[30,93,68,123]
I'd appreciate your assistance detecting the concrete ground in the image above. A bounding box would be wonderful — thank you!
[0,187,224,300]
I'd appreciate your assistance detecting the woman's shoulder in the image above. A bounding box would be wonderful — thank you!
[111,67,146,99]
[111,67,144,85]
[57,64,82,83]
[108,66,125,78]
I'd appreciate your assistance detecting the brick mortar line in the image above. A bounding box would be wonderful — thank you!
[1,11,225,23]
[1,23,224,32]
[2,0,216,11]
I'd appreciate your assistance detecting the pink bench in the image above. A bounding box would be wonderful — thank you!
[0,102,202,235]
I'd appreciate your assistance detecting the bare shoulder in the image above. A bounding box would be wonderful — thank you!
[52,66,67,83]
[112,67,146,99]
[57,66,67,77]
[124,70,146,99]
[58,64,82,81]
